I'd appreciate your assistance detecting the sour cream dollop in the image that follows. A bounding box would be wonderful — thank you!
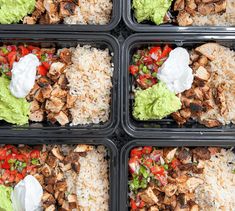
[10,54,40,98]
[11,175,43,211]
[157,47,194,94]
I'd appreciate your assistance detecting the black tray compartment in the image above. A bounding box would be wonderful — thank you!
[0,33,120,138]
[0,0,121,32]
[122,33,235,139]
[123,0,235,32]
[120,139,235,211]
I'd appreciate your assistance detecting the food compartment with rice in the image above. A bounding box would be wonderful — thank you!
[0,138,118,211]
[0,0,121,31]
[120,139,235,211]
[0,34,119,137]
[122,34,235,138]
[123,0,235,32]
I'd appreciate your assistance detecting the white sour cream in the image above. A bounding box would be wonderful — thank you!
[157,47,194,94]
[10,54,40,98]
[11,175,43,211]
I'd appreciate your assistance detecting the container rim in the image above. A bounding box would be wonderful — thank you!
[0,137,119,211]
[121,33,235,139]
[0,33,120,138]
[120,139,235,211]
[123,0,235,33]
[0,0,121,32]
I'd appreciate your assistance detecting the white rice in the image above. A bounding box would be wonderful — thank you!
[65,45,113,126]
[64,0,113,25]
[76,146,109,211]
[194,149,235,211]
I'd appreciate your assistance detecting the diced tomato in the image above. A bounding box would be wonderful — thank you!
[143,55,152,65]
[16,154,27,162]
[2,161,10,169]
[130,199,138,210]
[149,47,162,61]
[129,157,140,174]
[37,65,48,76]
[2,170,10,180]
[15,173,24,183]
[42,61,50,70]
[0,149,7,160]
[130,148,142,158]
[150,166,165,176]
[26,165,35,173]
[142,146,152,154]
[19,46,30,56]
[143,158,153,169]
[171,158,180,169]
[8,174,15,183]
[30,150,40,159]
[138,200,145,208]
[7,51,17,68]
[160,45,172,59]
[129,65,139,75]
[27,45,40,51]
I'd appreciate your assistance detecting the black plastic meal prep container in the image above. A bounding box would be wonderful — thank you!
[123,0,235,33]
[0,137,119,211]
[0,33,120,138]
[0,0,121,32]
[122,33,235,139]
[120,139,235,211]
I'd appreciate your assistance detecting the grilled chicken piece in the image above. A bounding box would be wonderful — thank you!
[201,119,221,127]
[48,62,66,80]
[198,3,215,15]
[42,192,56,206]
[52,146,64,161]
[180,109,192,120]
[62,201,70,211]
[45,97,65,113]
[34,89,45,103]
[30,100,41,112]
[74,144,94,152]
[190,204,199,211]
[41,84,53,99]
[29,109,44,122]
[46,153,58,168]
[71,162,80,173]
[177,148,192,164]
[60,2,76,18]
[174,0,185,11]
[185,0,197,15]
[41,48,56,54]
[47,112,57,124]
[139,187,159,206]
[45,204,56,211]
[192,147,211,160]
[34,173,45,186]
[193,87,204,101]
[216,84,227,115]
[172,112,187,125]
[197,55,208,66]
[53,111,69,126]
[41,164,52,177]
[23,17,37,24]
[66,94,77,108]
[57,74,68,90]
[51,84,67,99]
[177,11,193,26]
[68,194,78,209]
[43,0,57,14]
[45,184,54,194]
[59,48,72,64]
[44,176,57,185]
[195,43,220,60]
[149,206,160,211]
[194,66,210,81]
[163,184,178,197]
[55,181,67,192]
[214,0,226,13]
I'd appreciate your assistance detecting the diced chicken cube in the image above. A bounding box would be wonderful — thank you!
[53,111,69,126]
[139,187,159,206]
[29,109,44,122]
[194,66,210,81]
[45,97,65,113]
[186,177,204,193]
[177,11,193,26]
[52,146,64,161]
[74,144,94,152]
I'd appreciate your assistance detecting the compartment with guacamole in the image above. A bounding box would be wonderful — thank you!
[130,0,234,27]
[0,0,113,25]
[126,37,235,129]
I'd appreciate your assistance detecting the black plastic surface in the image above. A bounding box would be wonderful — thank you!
[0,138,118,211]
[0,33,120,138]
[120,139,235,211]
[122,33,235,139]
[123,0,235,32]
[0,0,121,32]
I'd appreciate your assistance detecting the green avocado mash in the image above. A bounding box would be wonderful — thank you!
[133,82,181,120]
[0,76,29,125]
[0,0,36,24]
[0,185,13,211]
[132,0,173,25]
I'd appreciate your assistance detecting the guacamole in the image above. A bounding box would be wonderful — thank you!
[132,0,173,25]
[0,185,13,211]
[0,0,36,24]
[0,76,29,125]
[133,82,181,120]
